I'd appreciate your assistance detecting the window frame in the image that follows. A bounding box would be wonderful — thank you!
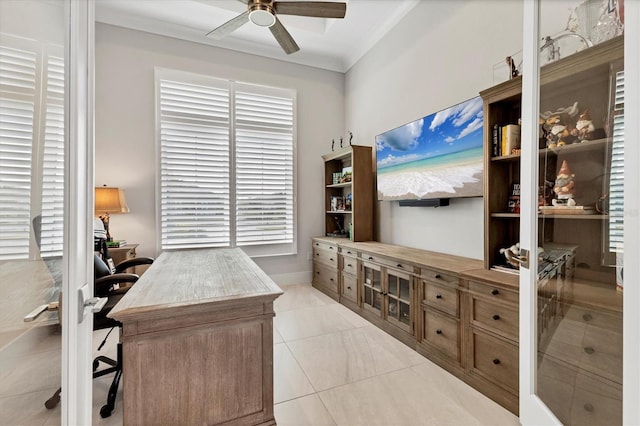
[154,68,297,257]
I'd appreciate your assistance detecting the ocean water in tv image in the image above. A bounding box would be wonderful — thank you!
[376,96,484,200]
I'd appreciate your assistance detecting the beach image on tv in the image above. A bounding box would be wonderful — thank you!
[376,96,484,201]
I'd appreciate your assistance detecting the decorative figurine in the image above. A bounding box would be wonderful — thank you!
[552,160,577,206]
[540,102,579,148]
[572,108,596,142]
[340,137,344,148]
[506,56,519,78]
[331,139,335,151]
[348,131,353,145]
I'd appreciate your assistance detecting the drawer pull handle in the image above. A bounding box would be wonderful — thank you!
[368,256,374,260]
[491,289,500,296]
[316,253,319,256]
[330,247,334,250]
[396,263,402,268]
[492,359,501,365]
[435,294,442,299]
[435,274,441,279]
[492,314,500,321]
[584,346,595,354]
[315,243,319,246]
[347,251,352,254]
[436,329,442,335]
[347,286,351,290]
[583,313,593,322]
[330,258,334,261]
[584,403,594,412]
[330,278,334,282]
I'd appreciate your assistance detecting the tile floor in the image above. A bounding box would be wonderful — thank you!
[0,283,520,425]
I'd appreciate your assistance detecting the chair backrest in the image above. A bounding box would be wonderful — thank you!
[94,255,112,279]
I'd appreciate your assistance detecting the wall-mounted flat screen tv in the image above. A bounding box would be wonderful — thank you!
[376,96,484,202]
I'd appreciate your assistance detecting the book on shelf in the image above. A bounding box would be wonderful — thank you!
[106,240,127,248]
[501,124,521,156]
[507,183,521,213]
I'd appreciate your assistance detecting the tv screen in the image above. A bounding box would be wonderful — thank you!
[376,96,484,201]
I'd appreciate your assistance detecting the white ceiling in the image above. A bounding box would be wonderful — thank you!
[95,0,420,73]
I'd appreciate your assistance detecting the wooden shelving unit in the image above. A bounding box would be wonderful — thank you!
[322,145,373,242]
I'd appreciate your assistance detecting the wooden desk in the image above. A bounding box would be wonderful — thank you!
[109,248,283,425]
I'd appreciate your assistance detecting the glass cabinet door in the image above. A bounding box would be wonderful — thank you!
[386,270,412,332]
[520,1,630,424]
[362,262,382,313]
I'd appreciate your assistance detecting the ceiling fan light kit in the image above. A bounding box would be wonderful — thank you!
[206,0,347,55]
[249,2,276,27]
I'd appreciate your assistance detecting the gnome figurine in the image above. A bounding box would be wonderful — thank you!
[573,109,596,142]
[552,160,576,206]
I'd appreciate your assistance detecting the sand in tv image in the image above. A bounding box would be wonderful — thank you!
[376,96,484,201]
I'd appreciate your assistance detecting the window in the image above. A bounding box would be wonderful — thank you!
[0,37,64,261]
[156,69,296,256]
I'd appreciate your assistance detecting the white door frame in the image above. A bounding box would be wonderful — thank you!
[519,0,640,424]
[61,0,94,424]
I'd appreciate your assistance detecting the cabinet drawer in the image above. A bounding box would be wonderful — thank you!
[341,247,358,258]
[341,272,357,303]
[420,269,458,287]
[471,297,518,340]
[468,280,518,305]
[342,256,358,275]
[361,253,413,272]
[422,309,459,360]
[314,248,338,268]
[423,281,458,317]
[472,331,518,393]
[313,263,338,293]
[312,240,338,253]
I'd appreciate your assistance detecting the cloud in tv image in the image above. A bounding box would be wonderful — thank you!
[376,96,484,201]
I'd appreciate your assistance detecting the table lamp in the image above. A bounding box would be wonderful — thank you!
[95,186,129,241]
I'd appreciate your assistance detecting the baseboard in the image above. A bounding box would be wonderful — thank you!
[267,270,312,286]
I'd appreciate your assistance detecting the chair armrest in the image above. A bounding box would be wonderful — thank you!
[95,273,139,296]
[115,257,154,274]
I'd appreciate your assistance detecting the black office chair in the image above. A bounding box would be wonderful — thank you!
[92,252,153,418]
[44,250,154,418]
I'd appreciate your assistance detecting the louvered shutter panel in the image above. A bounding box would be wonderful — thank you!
[0,46,37,260]
[158,76,231,249]
[235,85,294,246]
[608,70,624,253]
[40,54,65,257]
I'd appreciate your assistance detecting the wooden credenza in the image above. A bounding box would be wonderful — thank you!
[109,248,283,426]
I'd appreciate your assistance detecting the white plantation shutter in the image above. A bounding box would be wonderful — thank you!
[235,84,294,247]
[156,69,296,255]
[608,70,624,253]
[158,74,231,249]
[0,46,37,260]
[40,55,65,257]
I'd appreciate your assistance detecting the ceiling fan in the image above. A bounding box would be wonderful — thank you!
[206,0,347,55]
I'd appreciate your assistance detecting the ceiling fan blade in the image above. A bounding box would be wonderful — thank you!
[273,1,346,18]
[206,10,250,39]
[269,17,300,55]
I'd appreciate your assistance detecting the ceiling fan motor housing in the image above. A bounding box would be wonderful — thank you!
[249,0,276,27]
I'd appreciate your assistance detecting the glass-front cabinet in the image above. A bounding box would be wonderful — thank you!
[518,0,637,424]
[386,269,412,333]
[362,262,413,334]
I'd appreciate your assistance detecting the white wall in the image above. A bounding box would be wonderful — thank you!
[345,0,524,259]
[95,24,344,283]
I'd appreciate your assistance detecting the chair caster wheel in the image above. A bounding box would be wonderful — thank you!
[100,405,112,418]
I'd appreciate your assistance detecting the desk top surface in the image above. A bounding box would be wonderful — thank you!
[109,248,283,321]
